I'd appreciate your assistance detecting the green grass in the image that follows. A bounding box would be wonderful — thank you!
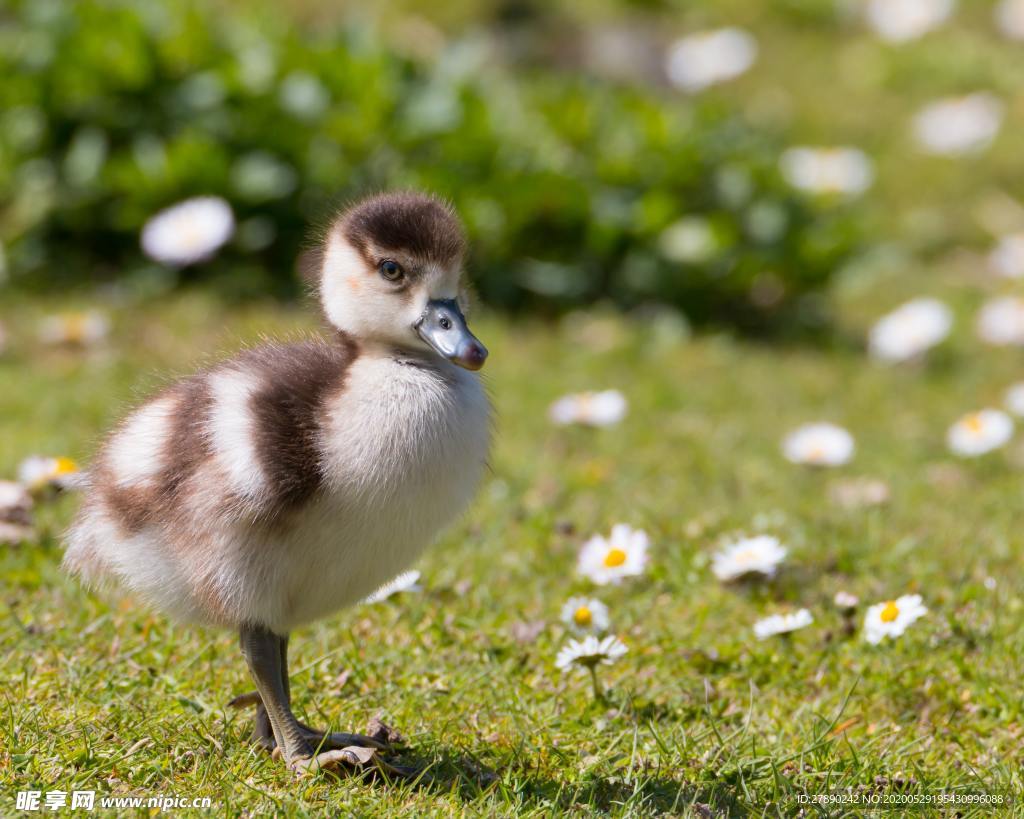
[2,291,1023,816]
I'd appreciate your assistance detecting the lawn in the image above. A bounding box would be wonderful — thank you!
[2,287,1022,816]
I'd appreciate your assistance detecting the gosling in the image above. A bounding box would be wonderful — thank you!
[64,192,491,773]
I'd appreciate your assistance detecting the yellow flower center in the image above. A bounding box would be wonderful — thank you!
[965,414,984,434]
[603,548,627,568]
[735,548,756,565]
[573,606,592,626]
[53,457,78,475]
[880,601,900,623]
[63,314,87,342]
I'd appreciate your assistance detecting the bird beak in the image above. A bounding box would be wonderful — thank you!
[414,299,488,370]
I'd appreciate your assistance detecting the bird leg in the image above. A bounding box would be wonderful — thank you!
[238,624,386,774]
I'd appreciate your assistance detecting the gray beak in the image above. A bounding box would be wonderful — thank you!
[414,299,488,371]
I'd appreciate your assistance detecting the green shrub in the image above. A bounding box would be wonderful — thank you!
[0,0,863,331]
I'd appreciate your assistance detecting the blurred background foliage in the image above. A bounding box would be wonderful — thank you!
[0,0,868,333]
[2,0,1022,333]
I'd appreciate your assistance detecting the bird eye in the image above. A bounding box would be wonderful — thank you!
[379,259,404,281]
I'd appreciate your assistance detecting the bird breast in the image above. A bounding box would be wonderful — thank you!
[319,355,491,517]
[268,354,491,628]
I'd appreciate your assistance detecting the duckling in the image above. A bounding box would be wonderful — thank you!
[64,192,491,773]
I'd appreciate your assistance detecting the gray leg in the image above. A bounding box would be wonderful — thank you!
[239,624,315,767]
[238,625,387,773]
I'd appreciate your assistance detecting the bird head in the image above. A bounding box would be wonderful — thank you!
[312,192,487,371]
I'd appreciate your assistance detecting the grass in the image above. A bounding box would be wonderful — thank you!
[1,286,1023,816]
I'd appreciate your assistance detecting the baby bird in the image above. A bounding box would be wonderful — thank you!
[64,192,491,773]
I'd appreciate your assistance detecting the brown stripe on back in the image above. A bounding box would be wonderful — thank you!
[103,482,155,535]
[243,334,359,517]
[103,375,214,536]
[160,374,214,502]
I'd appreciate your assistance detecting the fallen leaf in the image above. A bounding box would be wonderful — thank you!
[829,717,859,737]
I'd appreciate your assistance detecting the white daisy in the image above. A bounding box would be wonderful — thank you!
[0,521,35,545]
[913,94,1004,157]
[555,634,627,672]
[664,28,758,92]
[995,0,1024,40]
[363,570,422,603]
[947,409,1014,457]
[711,535,787,582]
[753,609,813,640]
[1004,383,1024,417]
[868,298,953,362]
[141,196,235,266]
[829,478,891,509]
[988,234,1024,279]
[782,423,855,467]
[779,147,874,197]
[0,480,33,525]
[863,594,927,644]
[17,455,80,491]
[577,524,649,585]
[38,311,110,347]
[834,591,860,610]
[977,296,1024,346]
[549,390,627,427]
[865,0,954,42]
[560,596,610,633]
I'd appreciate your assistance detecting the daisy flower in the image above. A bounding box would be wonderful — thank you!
[363,570,422,603]
[141,196,235,267]
[865,0,954,42]
[863,594,927,644]
[664,28,758,92]
[947,409,1014,457]
[0,480,33,524]
[0,480,34,545]
[0,521,34,544]
[560,596,610,633]
[577,524,649,585]
[555,635,627,700]
[556,635,627,671]
[995,0,1024,40]
[834,591,860,611]
[753,609,813,640]
[18,455,80,491]
[1004,383,1024,417]
[977,296,1024,346]
[711,535,787,582]
[988,233,1024,279]
[868,298,953,362]
[779,147,874,197]
[913,94,1004,157]
[549,390,627,427]
[38,311,110,347]
[782,423,855,467]
[829,478,890,509]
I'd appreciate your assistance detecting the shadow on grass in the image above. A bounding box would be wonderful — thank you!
[363,747,743,815]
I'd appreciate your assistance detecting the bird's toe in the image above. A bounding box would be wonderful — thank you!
[287,745,379,777]
[314,731,388,751]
